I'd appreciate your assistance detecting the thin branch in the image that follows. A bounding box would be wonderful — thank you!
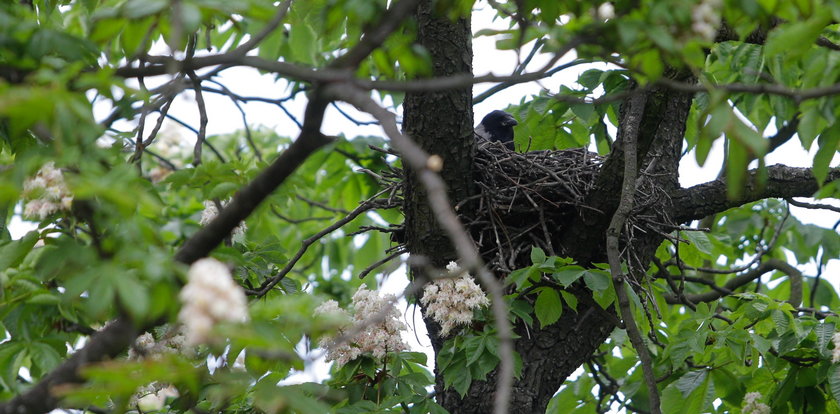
[357,249,405,279]
[297,195,349,214]
[329,0,420,69]
[205,79,263,162]
[270,204,330,224]
[164,114,227,163]
[175,87,334,264]
[786,197,840,214]
[657,77,840,104]
[331,102,380,126]
[473,58,591,104]
[767,117,799,154]
[673,205,789,275]
[330,84,515,414]
[604,92,661,413]
[662,258,803,304]
[229,0,293,56]
[201,84,304,129]
[186,70,208,166]
[245,194,385,297]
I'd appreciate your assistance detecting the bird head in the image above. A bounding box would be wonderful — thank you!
[481,110,518,128]
[475,110,518,148]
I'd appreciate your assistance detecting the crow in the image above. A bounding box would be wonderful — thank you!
[475,110,518,150]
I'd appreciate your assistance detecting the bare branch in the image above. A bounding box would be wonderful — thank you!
[604,92,661,414]
[786,197,840,214]
[658,77,840,103]
[663,258,804,305]
[245,193,386,297]
[187,70,209,166]
[205,80,263,162]
[164,113,227,163]
[229,0,293,56]
[329,0,420,69]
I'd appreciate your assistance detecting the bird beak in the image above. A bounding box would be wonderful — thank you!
[502,116,518,127]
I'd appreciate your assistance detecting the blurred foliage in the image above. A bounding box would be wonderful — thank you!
[0,0,838,413]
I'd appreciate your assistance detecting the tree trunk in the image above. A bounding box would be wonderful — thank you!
[401,5,696,413]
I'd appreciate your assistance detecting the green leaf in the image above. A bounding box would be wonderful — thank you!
[29,342,62,375]
[682,231,713,256]
[115,275,149,322]
[530,246,546,266]
[675,370,707,397]
[208,182,239,199]
[816,322,835,354]
[813,123,840,185]
[121,0,167,19]
[0,231,38,272]
[552,266,585,286]
[583,270,610,292]
[560,291,578,312]
[289,20,317,64]
[764,14,833,59]
[534,287,563,328]
[726,136,749,200]
[829,365,840,406]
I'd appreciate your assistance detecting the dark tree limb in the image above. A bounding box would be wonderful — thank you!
[786,197,840,214]
[671,166,840,222]
[0,89,335,414]
[663,258,803,305]
[245,192,385,297]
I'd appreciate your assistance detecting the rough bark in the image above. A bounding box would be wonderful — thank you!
[399,0,476,407]
[671,166,840,222]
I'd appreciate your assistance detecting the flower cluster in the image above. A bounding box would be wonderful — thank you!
[596,2,615,20]
[832,332,840,363]
[178,258,249,346]
[421,261,490,336]
[200,200,247,243]
[315,286,407,368]
[128,330,187,360]
[691,0,722,42]
[131,382,179,412]
[742,392,770,414]
[22,162,73,220]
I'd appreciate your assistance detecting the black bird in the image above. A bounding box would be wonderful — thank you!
[475,110,518,150]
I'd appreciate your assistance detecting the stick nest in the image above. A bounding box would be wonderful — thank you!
[463,141,603,272]
[375,141,611,273]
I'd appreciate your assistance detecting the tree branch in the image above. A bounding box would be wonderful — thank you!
[663,258,803,305]
[604,92,661,414]
[671,166,840,222]
[658,78,840,103]
[786,197,840,214]
[245,193,386,297]
[0,88,335,414]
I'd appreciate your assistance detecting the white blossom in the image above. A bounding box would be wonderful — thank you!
[421,261,490,336]
[200,200,247,243]
[832,332,840,363]
[132,383,179,412]
[128,330,188,360]
[22,162,73,219]
[597,3,615,20]
[316,287,407,368]
[178,258,249,346]
[691,0,722,42]
[742,392,770,414]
